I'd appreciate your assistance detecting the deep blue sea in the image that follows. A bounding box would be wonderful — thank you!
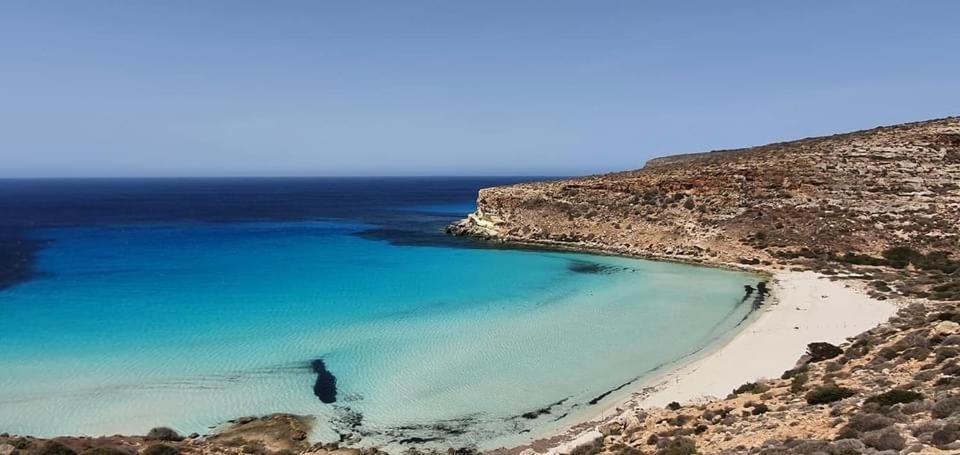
[0,178,757,449]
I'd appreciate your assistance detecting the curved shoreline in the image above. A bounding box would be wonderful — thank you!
[0,239,759,451]
[0,235,901,454]
[498,269,898,455]
[448,228,777,281]
[476,267,766,451]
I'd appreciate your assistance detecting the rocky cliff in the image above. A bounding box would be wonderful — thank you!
[450,117,960,301]
[449,117,960,454]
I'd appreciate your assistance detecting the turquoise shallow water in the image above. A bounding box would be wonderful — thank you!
[0,178,756,450]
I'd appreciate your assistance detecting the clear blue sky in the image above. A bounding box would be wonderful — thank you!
[2,1,958,177]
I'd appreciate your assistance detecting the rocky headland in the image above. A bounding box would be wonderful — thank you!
[448,117,959,300]
[447,117,960,454]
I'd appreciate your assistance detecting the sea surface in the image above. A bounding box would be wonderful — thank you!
[0,178,757,449]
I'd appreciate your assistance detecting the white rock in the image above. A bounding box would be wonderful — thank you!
[0,444,15,455]
[934,320,960,335]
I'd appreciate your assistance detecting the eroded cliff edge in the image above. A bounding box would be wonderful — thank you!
[450,117,960,300]
[445,117,960,454]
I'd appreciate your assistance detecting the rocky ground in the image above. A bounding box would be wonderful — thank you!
[445,117,960,454]
[448,117,960,301]
[0,414,387,455]
[552,296,960,454]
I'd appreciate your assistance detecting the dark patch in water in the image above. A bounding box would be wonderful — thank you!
[0,177,544,290]
[0,228,49,291]
[311,359,337,403]
[399,437,442,444]
[520,397,569,419]
[568,261,605,274]
[566,260,626,275]
[566,259,639,275]
[378,417,481,446]
[735,281,771,327]
[589,379,637,405]
[354,227,476,248]
[356,226,561,252]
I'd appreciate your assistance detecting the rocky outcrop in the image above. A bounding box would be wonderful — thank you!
[0,414,318,455]
[454,117,960,454]
[449,116,960,300]
[559,300,960,454]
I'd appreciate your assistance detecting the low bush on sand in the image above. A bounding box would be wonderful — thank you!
[806,385,855,405]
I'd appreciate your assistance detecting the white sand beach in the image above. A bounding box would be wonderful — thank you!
[545,270,898,455]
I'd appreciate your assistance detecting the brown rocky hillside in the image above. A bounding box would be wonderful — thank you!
[449,117,960,300]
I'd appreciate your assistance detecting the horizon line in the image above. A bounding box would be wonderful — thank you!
[0,174,570,181]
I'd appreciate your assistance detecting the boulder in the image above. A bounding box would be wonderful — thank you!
[932,424,960,446]
[36,441,76,455]
[861,429,906,451]
[934,320,960,335]
[141,445,178,455]
[932,396,960,418]
[806,342,843,362]
[829,439,865,453]
[145,427,182,442]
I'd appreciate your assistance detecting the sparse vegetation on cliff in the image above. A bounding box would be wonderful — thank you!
[449,117,960,454]
[449,117,960,302]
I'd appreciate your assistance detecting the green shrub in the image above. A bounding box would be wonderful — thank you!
[781,365,807,379]
[865,390,923,407]
[145,427,182,442]
[834,247,958,275]
[882,246,920,268]
[862,429,906,451]
[732,382,768,395]
[932,396,960,418]
[656,437,697,455]
[932,281,960,301]
[878,346,899,360]
[805,385,855,405]
[840,252,887,266]
[881,247,959,273]
[570,437,603,455]
[666,401,681,411]
[790,372,809,393]
[37,442,77,455]
[844,412,894,432]
[81,447,131,455]
[807,342,843,362]
[917,251,960,274]
[141,444,179,455]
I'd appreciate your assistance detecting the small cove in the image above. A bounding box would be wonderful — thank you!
[0,178,758,449]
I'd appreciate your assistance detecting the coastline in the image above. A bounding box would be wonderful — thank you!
[3,116,958,454]
[0,233,906,455]
[442,117,960,452]
[499,269,898,455]
[614,270,897,409]
[0,247,902,455]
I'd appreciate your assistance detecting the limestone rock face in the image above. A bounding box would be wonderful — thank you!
[450,117,960,268]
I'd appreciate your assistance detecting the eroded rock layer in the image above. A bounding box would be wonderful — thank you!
[449,117,960,299]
